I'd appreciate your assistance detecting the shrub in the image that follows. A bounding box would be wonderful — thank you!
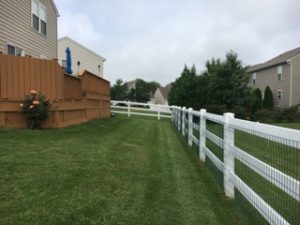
[20,90,51,129]
[263,86,274,109]
[251,88,263,113]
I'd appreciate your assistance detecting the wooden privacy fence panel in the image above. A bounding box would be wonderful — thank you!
[0,55,110,128]
[0,55,64,100]
[64,75,81,100]
[80,70,110,97]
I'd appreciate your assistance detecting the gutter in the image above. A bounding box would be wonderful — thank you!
[287,60,293,107]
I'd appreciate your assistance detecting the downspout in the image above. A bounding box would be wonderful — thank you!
[287,60,293,107]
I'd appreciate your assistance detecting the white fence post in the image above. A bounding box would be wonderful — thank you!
[224,112,235,199]
[199,109,206,161]
[177,107,181,131]
[158,106,161,120]
[188,108,193,146]
[182,107,186,136]
[128,101,131,117]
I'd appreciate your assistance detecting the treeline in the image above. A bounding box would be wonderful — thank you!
[111,79,159,103]
[169,51,300,122]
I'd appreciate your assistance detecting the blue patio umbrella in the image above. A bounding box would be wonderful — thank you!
[65,47,73,74]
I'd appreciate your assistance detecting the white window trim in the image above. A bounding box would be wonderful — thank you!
[277,65,283,81]
[252,72,256,85]
[6,42,24,56]
[31,0,47,35]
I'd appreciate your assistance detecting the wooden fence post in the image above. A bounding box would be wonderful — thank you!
[128,101,131,117]
[188,108,193,146]
[199,109,206,161]
[182,107,186,136]
[224,112,235,199]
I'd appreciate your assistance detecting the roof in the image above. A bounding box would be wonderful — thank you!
[58,36,106,61]
[158,83,173,99]
[51,0,60,17]
[247,47,300,73]
[124,79,137,89]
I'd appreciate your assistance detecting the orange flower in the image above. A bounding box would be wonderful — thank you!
[19,103,24,108]
[30,90,37,95]
[33,100,40,105]
[30,105,34,109]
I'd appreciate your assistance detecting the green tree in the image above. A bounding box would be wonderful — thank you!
[168,65,202,109]
[204,51,251,109]
[110,79,128,100]
[251,88,263,112]
[263,86,274,109]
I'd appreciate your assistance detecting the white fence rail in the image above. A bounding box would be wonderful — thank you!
[171,106,300,225]
[111,100,172,120]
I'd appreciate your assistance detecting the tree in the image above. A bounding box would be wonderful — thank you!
[263,86,274,109]
[204,51,251,109]
[110,79,128,100]
[251,88,263,112]
[168,65,203,109]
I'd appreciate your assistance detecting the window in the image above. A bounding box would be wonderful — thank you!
[7,44,23,56]
[252,72,256,85]
[277,90,282,100]
[31,0,47,35]
[277,65,282,81]
[62,60,67,67]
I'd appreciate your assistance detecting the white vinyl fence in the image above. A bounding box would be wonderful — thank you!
[171,106,300,225]
[111,100,172,120]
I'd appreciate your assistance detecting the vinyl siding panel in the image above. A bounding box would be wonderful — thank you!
[290,54,300,106]
[249,63,291,107]
[58,38,104,77]
[0,0,57,58]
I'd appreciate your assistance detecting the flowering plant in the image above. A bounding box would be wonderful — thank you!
[20,90,51,129]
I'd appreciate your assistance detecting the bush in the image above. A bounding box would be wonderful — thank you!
[263,86,274,109]
[20,90,51,129]
[231,105,251,120]
[206,104,227,115]
[254,105,300,123]
[251,88,263,113]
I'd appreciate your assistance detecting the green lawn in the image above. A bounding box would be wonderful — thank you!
[0,116,250,225]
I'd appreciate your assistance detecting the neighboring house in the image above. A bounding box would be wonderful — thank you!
[153,83,172,105]
[247,47,300,107]
[0,0,59,59]
[124,79,138,90]
[58,37,106,77]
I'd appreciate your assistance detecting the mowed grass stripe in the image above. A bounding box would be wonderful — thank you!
[1,116,247,225]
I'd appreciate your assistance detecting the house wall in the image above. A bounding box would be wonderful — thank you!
[290,54,300,106]
[249,63,291,107]
[154,89,166,105]
[0,0,58,58]
[58,37,104,77]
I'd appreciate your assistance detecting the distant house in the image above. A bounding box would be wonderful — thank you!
[124,79,138,90]
[153,83,172,105]
[0,0,59,59]
[58,37,106,77]
[247,47,300,107]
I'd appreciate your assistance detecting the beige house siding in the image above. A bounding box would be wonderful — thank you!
[250,63,291,107]
[58,37,105,77]
[0,0,58,59]
[290,54,300,106]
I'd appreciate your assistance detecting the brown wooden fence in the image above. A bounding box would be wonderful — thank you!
[0,54,110,128]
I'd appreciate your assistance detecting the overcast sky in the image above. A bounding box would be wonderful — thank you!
[56,0,300,86]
